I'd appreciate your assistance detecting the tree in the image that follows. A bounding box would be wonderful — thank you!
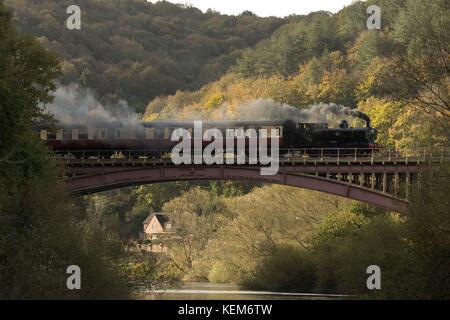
[402,165,450,299]
[390,0,450,126]
[0,2,129,299]
[201,185,348,284]
[162,188,223,278]
[0,3,59,154]
[359,97,448,149]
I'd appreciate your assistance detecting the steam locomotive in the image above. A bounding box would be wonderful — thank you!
[36,119,378,158]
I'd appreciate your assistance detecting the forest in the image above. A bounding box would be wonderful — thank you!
[0,0,449,299]
[4,0,285,112]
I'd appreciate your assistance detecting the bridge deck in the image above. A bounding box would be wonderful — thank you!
[57,147,450,167]
[58,148,449,212]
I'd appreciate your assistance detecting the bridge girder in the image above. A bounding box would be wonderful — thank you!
[65,166,410,212]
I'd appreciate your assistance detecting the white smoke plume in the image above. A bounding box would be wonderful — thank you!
[210,99,370,127]
[44,85,369,129]
[43,83,141,127]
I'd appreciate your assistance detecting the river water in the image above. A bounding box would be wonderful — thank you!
[137,282,350,300]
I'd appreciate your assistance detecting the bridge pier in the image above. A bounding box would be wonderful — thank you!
[394,173,399,197]
[406,173,411,200]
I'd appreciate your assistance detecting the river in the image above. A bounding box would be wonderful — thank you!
[136,282,351,300]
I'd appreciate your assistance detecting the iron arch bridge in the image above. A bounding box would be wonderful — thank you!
[59,148,450,212]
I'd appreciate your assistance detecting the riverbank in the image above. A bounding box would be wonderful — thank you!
[136,282,352,300]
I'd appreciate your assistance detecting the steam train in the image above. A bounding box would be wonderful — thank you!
[36,119,378,158]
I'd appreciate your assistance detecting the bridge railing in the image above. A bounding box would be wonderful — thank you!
[281,148,450,164]
[53,147,450,165]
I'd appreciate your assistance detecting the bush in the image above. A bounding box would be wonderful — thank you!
[208,261,239,283]
[242,246,316,293]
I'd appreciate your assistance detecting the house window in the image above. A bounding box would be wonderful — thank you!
[152,223,156,232]
[166,223,172,230]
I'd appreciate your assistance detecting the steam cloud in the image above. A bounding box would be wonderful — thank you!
[43,83,141,127]
[44,85,370,129]
[212,99,371,127]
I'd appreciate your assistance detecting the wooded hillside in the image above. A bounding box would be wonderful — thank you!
[5,0,285,112]
[145,0,449,149]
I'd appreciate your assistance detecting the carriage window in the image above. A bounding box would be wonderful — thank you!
[259,127,268,138]
[78,128,88,140]
[271,127,282,138]
[47,129,57,140]
[211,128,226,138]
[219,128,227,137]
[155,127,164,139]
[94,128,107,140]
[62,129,72,140]
[115,128,123,139]
[235,127,245,138]
[225,129,234,138]
[247,127,258,138]
[145,128,155,139]
[165,128,173,139]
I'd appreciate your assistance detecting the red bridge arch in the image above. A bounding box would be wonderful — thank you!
[65,166,410,212]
